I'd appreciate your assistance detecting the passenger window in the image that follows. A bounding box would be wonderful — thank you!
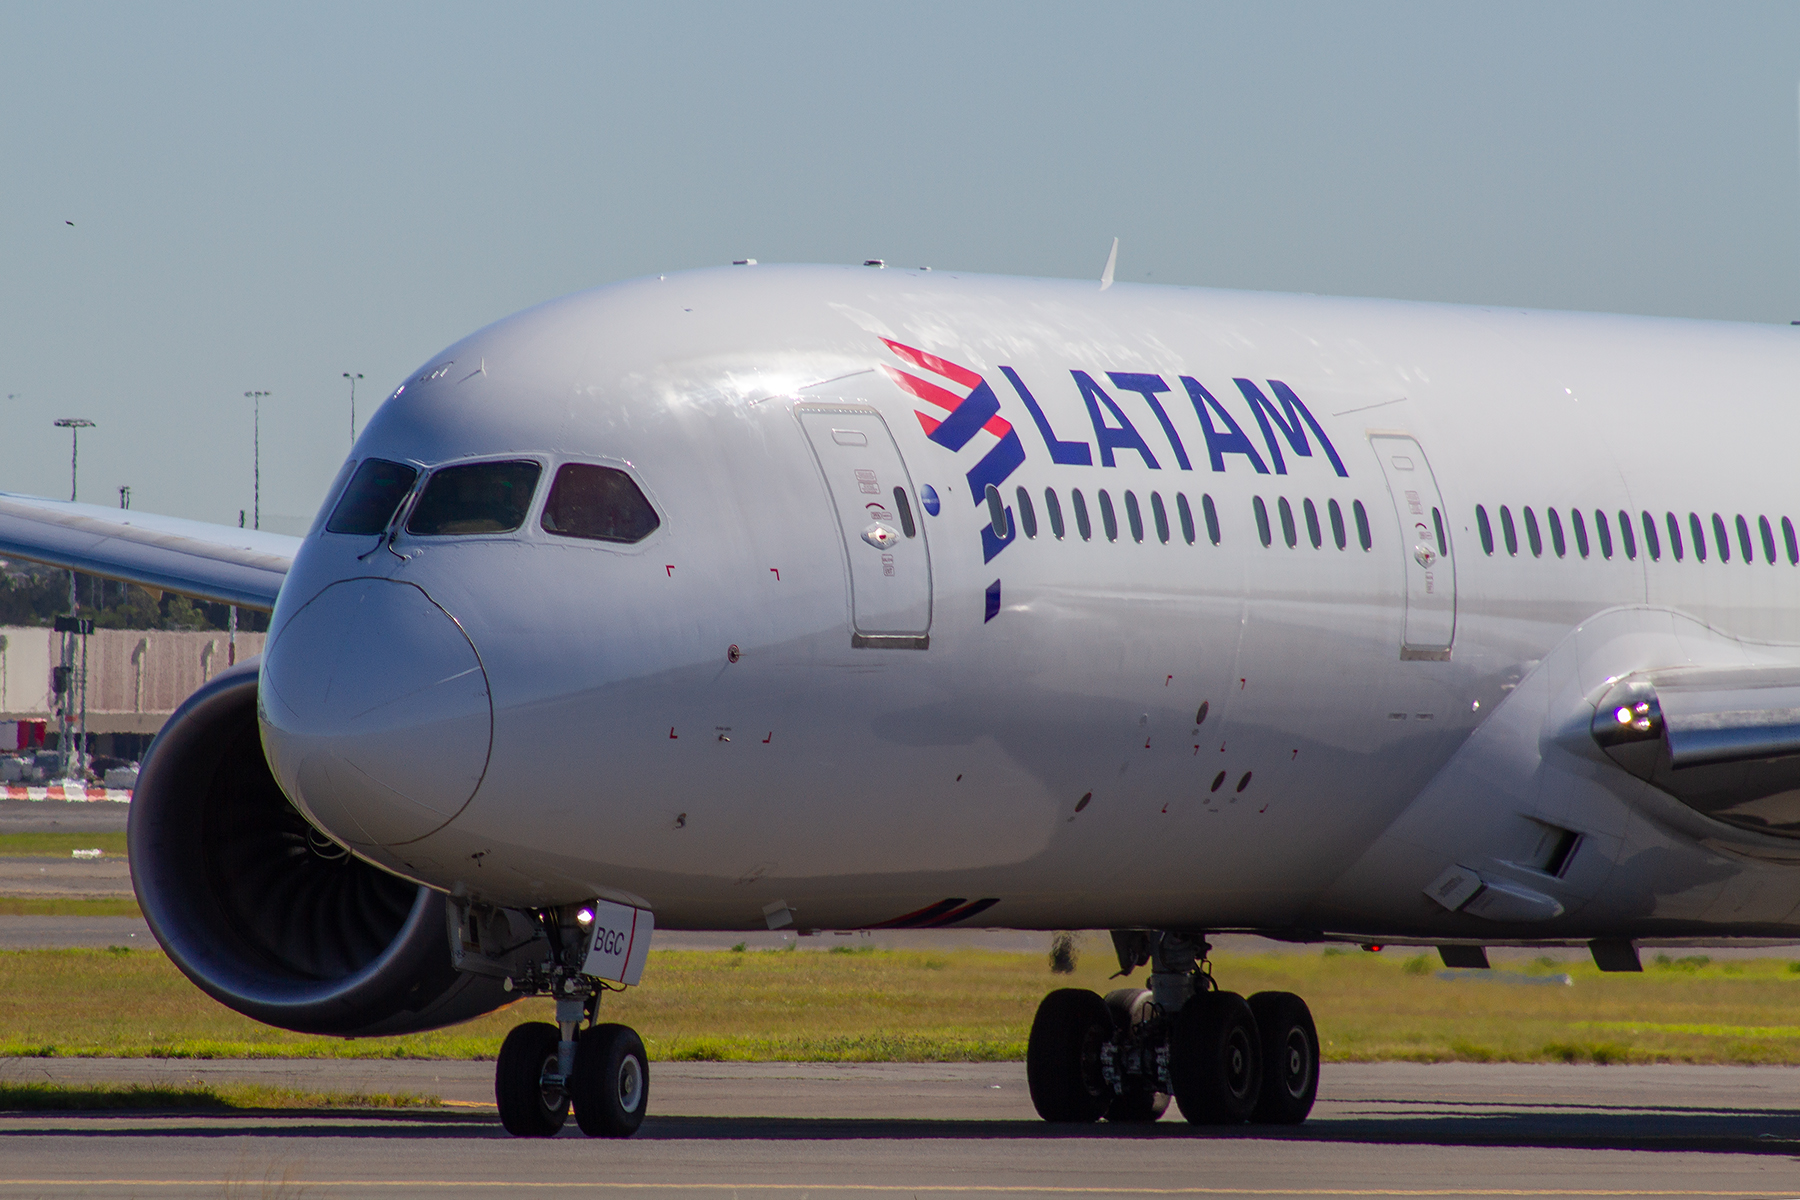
[1640,511,1660,561]
[1278,497,1298,548]
[1045,488,1066,540]
[1099,490,1119,542]
[1202,494,1222,545]
[1785,516,1798,565]
[1712,513,1730,562]
[893,487,917,538]
[1571,508,1589,558]
[1124,491,1145,543]
[1014,486,1037,539]
[1594,509,1613,559]
[1353,499,1372,550]
[1736,515,1753,564]
[1618,510,1637,560]
[410,460,542,536]
[327,458,418,535]
[1524,507,1542,557]
[1665,513,1683,561]
[1548,508,1566,558]
[1151,492,1171,544]
[1073,489,1092,541]
[985,485,1008,538]
[1760,515,1776,564]
[1304,498,1323,549]
[1329,499,1347,550]
[1690,513,1707,562]
[1176,493,1196,545]
[1476,505,1494,555]
[538,463,659,543]
[1253,497,1273,547]
[1500,506,1518,556]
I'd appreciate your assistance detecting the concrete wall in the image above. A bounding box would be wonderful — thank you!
[0,626,266,733]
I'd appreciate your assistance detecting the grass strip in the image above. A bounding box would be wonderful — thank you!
[0,896,141,917]
[0,832,128,858]
[0,1081,438,1111]
[6,943,1800,1065]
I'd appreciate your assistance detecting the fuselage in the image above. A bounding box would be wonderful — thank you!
[257,263,1800,942]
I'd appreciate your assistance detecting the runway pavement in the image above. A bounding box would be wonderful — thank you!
[1,1061,1798,1196]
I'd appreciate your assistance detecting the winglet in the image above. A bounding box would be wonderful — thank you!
[1099,237,1119,291]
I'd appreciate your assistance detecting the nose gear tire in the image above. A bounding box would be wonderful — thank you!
[495,1022,570,1137]
[1026,988,1113,1122]
[1247,990,1319,1124]
[1170,990,1262,1125]
[572,1023,650,1138]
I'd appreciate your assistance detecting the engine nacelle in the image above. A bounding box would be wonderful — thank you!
[129,657,517,1036]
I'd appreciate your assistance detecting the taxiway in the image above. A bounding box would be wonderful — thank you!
[0,1061,1796,1197]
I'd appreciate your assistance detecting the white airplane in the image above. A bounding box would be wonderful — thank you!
[6,261,1800,1137]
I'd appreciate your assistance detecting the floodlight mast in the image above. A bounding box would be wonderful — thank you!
[51,417,96,625]
[52,417,94,502]
[244,392,269,529]
[344,373,363,447]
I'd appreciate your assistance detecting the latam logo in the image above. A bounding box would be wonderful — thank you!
[880,339,1026,496]
[878,339,1347,563]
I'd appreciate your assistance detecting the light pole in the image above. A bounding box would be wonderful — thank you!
[53,418,95,621]
[52,418,94,502]
[244,391,268,529]
[343,373,363,447]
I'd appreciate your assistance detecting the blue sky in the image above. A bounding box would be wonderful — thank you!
[4,2,1799,528]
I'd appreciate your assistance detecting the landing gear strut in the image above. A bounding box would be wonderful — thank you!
[492,906,651,1138]
[1025,931,1319,1127]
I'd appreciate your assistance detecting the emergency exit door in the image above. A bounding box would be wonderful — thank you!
[1371,434,1455,660]
[798,405,932,646]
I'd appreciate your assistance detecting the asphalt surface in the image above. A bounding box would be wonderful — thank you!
[1,1061,1798,1196]
[0,797,130,834]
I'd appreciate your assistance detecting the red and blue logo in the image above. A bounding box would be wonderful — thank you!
[880,339,1024,563]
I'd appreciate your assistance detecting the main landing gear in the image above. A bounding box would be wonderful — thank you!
[492,909,650,1138]
[1026,932,1319,1127]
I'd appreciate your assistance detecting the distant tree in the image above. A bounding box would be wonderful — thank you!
[0,562,268,632]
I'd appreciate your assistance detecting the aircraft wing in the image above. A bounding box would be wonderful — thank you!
[0,491,297,611]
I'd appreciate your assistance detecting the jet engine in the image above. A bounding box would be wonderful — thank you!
[129,658,514,1035]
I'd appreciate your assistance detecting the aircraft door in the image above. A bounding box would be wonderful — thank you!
[1371,434,1455,660]
[797,405,932,645]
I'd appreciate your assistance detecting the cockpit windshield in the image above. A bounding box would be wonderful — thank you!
[326,459,419,535]
[406,460,542,536]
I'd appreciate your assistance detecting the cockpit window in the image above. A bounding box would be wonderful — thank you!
[540,463,661,543]
[406,460,541,536]
[326,459,419,535]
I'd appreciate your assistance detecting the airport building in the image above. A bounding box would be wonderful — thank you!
[0,625,265,764]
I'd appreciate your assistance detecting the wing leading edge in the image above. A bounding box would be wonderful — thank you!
[0,492,296,611]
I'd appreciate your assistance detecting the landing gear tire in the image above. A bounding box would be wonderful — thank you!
[571,1023,650,1138]
[1026,988,1113,1122]
[1170,990,1261,1125]
[1248,990,1319,1125]
[495,1022,570,1137]
[1102,988,1171,1122]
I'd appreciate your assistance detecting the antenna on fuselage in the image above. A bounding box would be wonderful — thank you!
[1099,237,1119,291]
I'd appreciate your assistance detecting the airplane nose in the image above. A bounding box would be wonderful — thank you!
[259,578,492,847]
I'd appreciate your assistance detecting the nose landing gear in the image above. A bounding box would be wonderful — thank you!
[490,904,652,1138]
[1025,932,1319,1127]
[495,987,651,1138]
